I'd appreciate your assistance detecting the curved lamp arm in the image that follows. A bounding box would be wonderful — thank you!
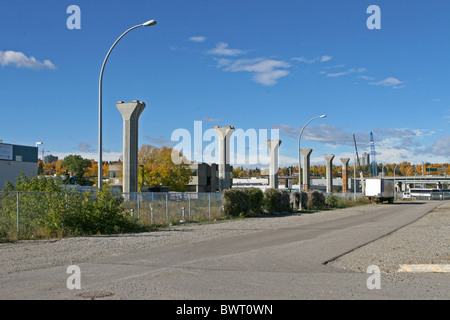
[98,20,157,188]
[297,114,326,210]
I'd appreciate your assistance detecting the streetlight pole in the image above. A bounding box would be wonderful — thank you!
[98,19,157,188]
[298,114,326,211]
[394,164,398,198]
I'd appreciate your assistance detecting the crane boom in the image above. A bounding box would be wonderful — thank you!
[353,134,361,169]
[370,132,377,177]
[353,134,364,184]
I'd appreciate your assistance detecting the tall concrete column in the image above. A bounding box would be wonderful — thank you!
[267,139,282,189]
[341,158,350,193]
[324,154,335,193]
[300,148,312,191]
[117,100,146,194]
[214,126,234,191]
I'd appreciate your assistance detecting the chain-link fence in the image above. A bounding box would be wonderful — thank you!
[121,192,224,225]
[0,191,224,240]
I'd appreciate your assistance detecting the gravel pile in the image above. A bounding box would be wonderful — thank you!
[0,201,448,276]
[328,201,450,274]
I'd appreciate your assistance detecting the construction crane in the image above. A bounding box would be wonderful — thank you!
[353,134,361,170]
[370,132,377,177]
[39,149,50,163]
[353,134,364,193]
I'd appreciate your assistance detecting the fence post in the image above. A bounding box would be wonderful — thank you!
[137,192,140,220]
[165,193,169,224]
[188,193,191,221]
[208,193,211,221]
[150,202,154,225]
[16,192,20,240]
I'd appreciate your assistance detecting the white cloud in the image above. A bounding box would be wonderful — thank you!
[292,57,317,64]
[189,36,207,42]
[145,135,176,147]
[358,75,375,81]
[205,42,247,56]
[326,71,347,78]
[0,50,56,70]
[370,77,404,88]
[323,64,345,69]
[326,68,366,78]
[292,55,332,64]
[53,151,122,162]
[218,58,291,86]
[272,123,361,147]
[200,117,222,123]
[424,135,450,157]
[77,142,95,153]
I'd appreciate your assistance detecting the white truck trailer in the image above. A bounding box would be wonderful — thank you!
[364,178,395,204]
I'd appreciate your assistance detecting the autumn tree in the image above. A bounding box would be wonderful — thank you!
[61,155,92,185]
[138,145,192,192]
[84,160,109,178]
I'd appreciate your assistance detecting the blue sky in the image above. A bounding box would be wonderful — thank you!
[1,0,449,168]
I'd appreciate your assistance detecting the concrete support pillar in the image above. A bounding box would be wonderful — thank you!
[300,148,312,191]
[324,154,335,193]
[267,139,282,189]
[117,100,146,194]
[214,126,234,191]
[341,158,350,193]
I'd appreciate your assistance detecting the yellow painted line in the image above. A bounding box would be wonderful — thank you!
[397,264,450,273]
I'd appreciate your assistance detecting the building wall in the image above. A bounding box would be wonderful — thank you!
[43,154,58,164]
[0,143,38,188]
[187,162,227,193]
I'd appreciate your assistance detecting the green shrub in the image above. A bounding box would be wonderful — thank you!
[223,188,250,217]
[306,190,326,209]
[289,191,308,210]
[326,194,371,209]
[263,189,291,213]
[63,186,142,235]
[244,188,264,215]
[326,194,340,208]
[1,175,143,239]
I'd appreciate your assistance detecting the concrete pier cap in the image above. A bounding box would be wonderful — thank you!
[214,126,235,191]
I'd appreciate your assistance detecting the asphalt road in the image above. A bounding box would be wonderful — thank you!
[0,201,447,300]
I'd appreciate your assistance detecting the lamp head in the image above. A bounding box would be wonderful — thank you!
[320,114,327,118]
[142,20,157,27]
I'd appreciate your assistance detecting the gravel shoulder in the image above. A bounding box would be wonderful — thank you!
[1,201,448,276]
[328,201,450,274]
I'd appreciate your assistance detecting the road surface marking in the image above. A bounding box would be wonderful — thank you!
[397,264,450,273]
